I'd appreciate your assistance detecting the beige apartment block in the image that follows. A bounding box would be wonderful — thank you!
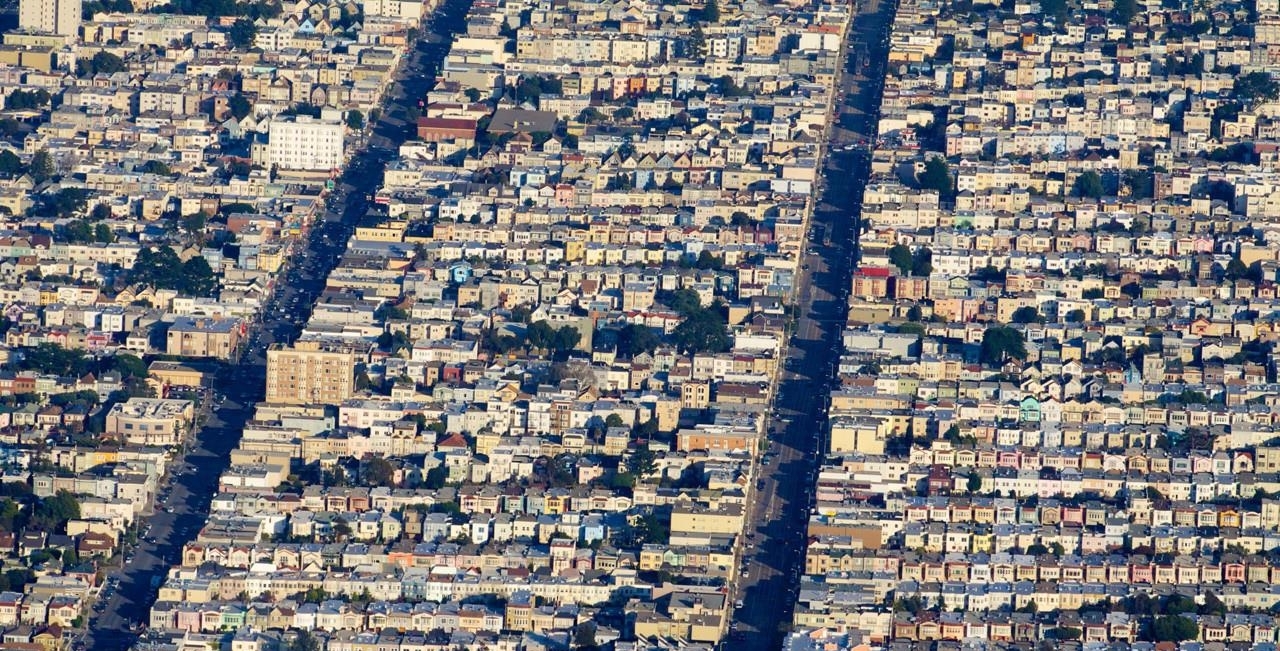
[165,316,243,360]
[106,398,195,446]
[265,338,366,405]
[18,0,79,36]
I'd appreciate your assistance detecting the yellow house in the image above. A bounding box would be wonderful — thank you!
[669,504,744,535]
[828,415,887,455]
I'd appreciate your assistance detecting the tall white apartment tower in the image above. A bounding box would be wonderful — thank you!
[267,116,345,171]
[19,0,81,36]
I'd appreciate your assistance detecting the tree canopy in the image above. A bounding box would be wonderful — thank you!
[1151,615,1198,643]
[917,157,953,199]
[672,302,731,354]
[1072,170,1104,199]
[155,0,281,17]
[30,491,80,532]
[0,151,21,179]
[980,326,1027,366]
[76,51,125,77]
[34,188,91,219]
[81,0,133,17]
[694,0,719,22]
[1111,0,1137,23]
[1010,306,1043,324]
[130,246,218,297]
[5,89,51,111]
[887,245,933,277]
[228,93,253,120]
[514,76,562,101]
[29,149,54,184]
[525,321,582,359]
[615,323,661,358]
[228,18,258,48]
[1233,71,1280,108]
[362,457,397,487]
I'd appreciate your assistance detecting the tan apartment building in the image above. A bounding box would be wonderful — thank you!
[106,398,195,446]
[265,338,367,405]
[165,316,243,360]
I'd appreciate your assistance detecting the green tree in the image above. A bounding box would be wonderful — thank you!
[917,157,952,198]
[130,246,218,296]
[1049,626,1082,640]
[31,491,80,532]
[1072,170,1104,198]
[672,307,731,354]
[183,256,219,296]
[1124,169,1154,199]
[634,512,669,544]
[1233,71,1280,108]
[0,150,20,178]
[227,93,252,120]
[1151,615,1198,642]
[59,220,94,243]
[35,188,90,218]
[1111,0,1137,23]
[980,326,1027,366]
[626,447,658,478]
[911,247,933,276]
[89,203,112,221]
[699,0,719,22]
[1200,592,1227,617]
[0,499,22,532]
[694,250,724,270]
[228,18,258,48]
[424,465,448,489]
[717,76,749,97]
[29,149,53,183]
[0,118,21,140]
[573,622,598,650]
[19,343,89,375]
[550,326,581,357]
[111,353,147,379]
[290,629,321,651]
[346,110,364,130]
[363,457,396,487]
[4,89,50,110]
[1010,306,1042,324]
[139,160,171,176]
[888,244,914,275]
[687,24,707,58]
[966,470,981,492]
[79,51,125,77]
[1039,0,1067,21]
[1224,256,1248,280]
[181,212,206,234]
[616,323,660,358]
[526,320,556,352]
[665,288,703,316]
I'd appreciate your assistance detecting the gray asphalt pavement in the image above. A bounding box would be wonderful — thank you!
[79,2,474,647]
[729,0,896,646]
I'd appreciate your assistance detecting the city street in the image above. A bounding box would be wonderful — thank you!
[78,2,472,648]
[729,0,895,647]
